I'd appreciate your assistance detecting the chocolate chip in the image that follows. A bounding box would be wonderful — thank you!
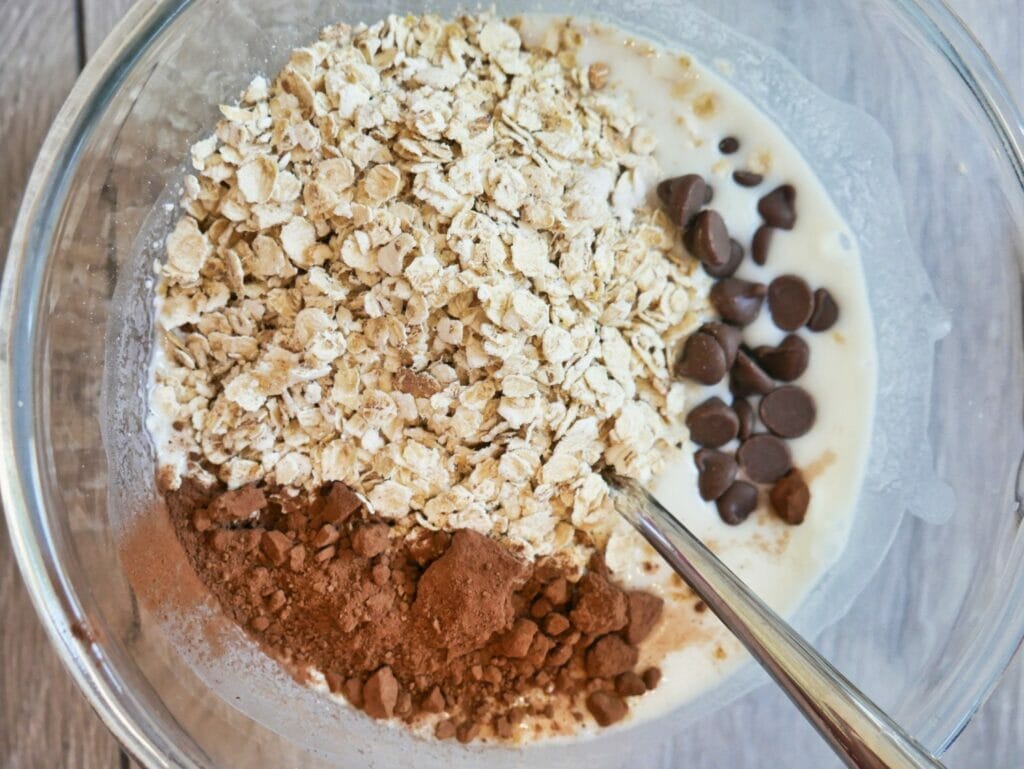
[686,397,740,448]
[729,350,775,397]
[770,469,810,525]
[710,278,766,326]
[656,178,675,205]
[751,225,773,266]
[694,449,738,501]
[703,238,744,278]
[767,275,814,331]
[754,335,809,382]
[733,170,763,187]
[716,481,758,525]
[733,398,754,440]
[685,210,731,269]
[737,434,792,483]
[807,288,839,331]
[701,322,741,369]
[758,184,797,229]
[674,332,727,385]
[658,174,708,227]
[759,385,816,438]
[718,136,740,154]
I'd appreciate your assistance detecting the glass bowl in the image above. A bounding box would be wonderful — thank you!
[4,0,1024,767]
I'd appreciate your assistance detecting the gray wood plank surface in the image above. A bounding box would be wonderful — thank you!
[82,0,137,59]
[0,1,1020,767]
[0,0,125,767]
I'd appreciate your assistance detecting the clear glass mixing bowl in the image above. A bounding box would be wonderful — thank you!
[4,0,1024,767]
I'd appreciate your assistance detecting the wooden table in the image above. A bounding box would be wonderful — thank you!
[0,1,1020,766]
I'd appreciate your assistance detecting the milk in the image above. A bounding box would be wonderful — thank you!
[565,20,877,723]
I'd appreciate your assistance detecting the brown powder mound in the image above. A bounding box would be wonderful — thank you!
[166,479,666,742]
[413,530,529,656]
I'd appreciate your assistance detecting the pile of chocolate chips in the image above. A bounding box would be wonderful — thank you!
[660,137,839,527]
[172,480,666,742]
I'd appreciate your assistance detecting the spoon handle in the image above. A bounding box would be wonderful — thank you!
[608,476,945,769]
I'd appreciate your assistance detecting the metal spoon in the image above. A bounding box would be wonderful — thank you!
[607,474,946,769]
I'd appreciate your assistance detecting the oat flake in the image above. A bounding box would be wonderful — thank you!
[151,13,710,572]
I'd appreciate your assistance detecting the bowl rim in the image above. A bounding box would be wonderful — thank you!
[3,1,1024,766]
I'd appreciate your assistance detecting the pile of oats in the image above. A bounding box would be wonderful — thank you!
[150,13,710,570]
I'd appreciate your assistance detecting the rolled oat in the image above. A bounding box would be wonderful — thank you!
[151,13,709,570]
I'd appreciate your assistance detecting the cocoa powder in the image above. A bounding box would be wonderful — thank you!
[165,479,665,742]
[413,529,529,657]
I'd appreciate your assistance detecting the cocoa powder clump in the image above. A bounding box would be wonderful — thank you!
[494,618,539,659]
[625,590,666,645]
[316,483,362,525]
[351,522,391,559]
[206,485,266,524]
[586,690,628,726]
[569,573,629,634]
[412,530,529,656]
[363,666,399,719]
[166,479,666,742]
[586,634,639,678]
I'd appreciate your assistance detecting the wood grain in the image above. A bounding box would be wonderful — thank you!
[0,0,125,766]
[81,0,137,59]
[0,0,75,254]
[0,1,1020,768]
